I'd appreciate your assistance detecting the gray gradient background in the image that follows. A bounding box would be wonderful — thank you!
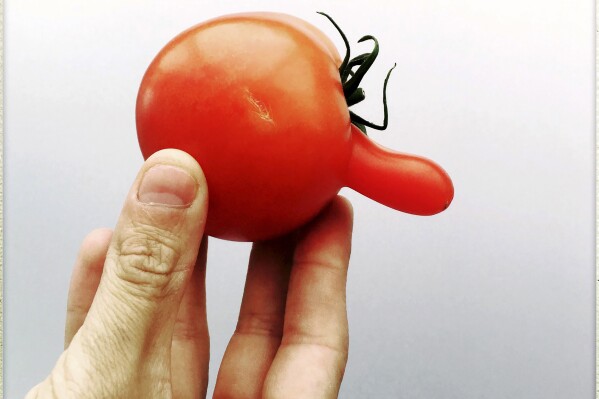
[5,0,595,398]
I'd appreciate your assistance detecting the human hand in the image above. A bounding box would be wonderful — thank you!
[26,149,353,399]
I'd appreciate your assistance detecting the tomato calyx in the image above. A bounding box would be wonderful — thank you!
[318,12,396,135]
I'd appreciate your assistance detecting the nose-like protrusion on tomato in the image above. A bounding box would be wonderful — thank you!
[345,125,454,216]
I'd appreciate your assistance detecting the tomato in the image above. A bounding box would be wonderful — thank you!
[136,12,454,242]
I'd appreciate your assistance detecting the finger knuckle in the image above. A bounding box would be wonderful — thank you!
[173,318,208,342]
[236,311,284,338]
[112,223,186,297]
[293,256,347,277]
[283,329,349,359]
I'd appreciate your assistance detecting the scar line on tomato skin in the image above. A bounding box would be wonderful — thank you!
[244,88,274,123]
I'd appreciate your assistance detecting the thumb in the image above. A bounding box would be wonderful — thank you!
[74,149,208,377]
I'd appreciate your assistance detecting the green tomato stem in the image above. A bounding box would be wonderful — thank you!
[318,12,396,135]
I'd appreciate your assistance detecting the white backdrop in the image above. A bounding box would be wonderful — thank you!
[5,1,595,397]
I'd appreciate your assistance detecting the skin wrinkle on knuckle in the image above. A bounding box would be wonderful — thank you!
[283,310,349,354]
[293,256,348,277]
[137,202,189,231]
[172,319,206,341]
[283,332,349,359]
[114,261,188,300]
[173,307,209,342]
[66,300,91,318]
[291,258,349,300]
[112,222,189,296]
[236,311,285,338]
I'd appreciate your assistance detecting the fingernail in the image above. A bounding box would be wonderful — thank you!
[138,165,197,207]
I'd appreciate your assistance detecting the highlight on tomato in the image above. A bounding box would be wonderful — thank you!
[136,11,454,242]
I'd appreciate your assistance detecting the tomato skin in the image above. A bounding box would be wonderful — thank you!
[136,13,352,241]
[346,125,454,215]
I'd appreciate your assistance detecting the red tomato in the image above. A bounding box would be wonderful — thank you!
[136,12,453,242]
